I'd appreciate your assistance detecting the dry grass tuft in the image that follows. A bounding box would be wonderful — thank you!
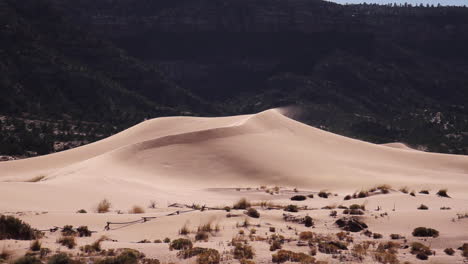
[399,186,409,194]
[96,199,111,213]
[129,205,145,214]
[179,224,190,235]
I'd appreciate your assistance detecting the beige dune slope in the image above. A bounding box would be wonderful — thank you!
[1,109,467,211]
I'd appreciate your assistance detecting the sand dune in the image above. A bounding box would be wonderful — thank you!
[1,109,467,211]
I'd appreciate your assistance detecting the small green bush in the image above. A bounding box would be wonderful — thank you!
[163,237,170,243]
[196,249,220,264]
[0,215,42,240]
[170,238,193,250]
[233,242,254,260]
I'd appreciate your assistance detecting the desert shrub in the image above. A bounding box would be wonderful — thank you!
[233,198,251,210]
[412,227,439,237]
[283,205,298,212]
[304,216,313,227]
[399,187,409,194]
[373,233,383,239]
[96,199,111,213]
[233,243,254,259]
[195,231,209,241]
[163,237,170,243]
[329,210,337,217]
[269,240,282,251]
[318,191,329,198]
[344,195,352,200]
[290,195,306,201]
[410,242,432,256]
[318,241,348,254]
[349,204,365,210]
[410,191,415,196]
[1,248,11,262]
[335,217,368,232]
[81,236,105,253]
[154,239,162,243]
[0,215,42,240]
[343,209,364,215]
[389,234,402,240]
[440,206,451,210]
[129,206,145,214]
[373,251,398,264]
[357,191,368,198]
[39,248,51,259]
[376,184,391,194]
[299,231,314,240]
[95,249,144,264]
[419,190,429,194]
[444,248,455,255]
[272,250,315,263]
[196,249,220,264]
[269,227,275,232]
[170,238,193,250]
[30,240,42,251]
[47,253,73,264]
[417,204,428,210]
[246,208,260,218]
[13,256,42,264]
[57,236,76,249]
[77,226,92,237]
[437,189,450,198]
[307,194,314,198]
[178,247,209,259]
[416,252,428,260]
[148,201,156,209]
[76,209,87,214]
[460,243,468,258]
[179,225,190,235]
[61,225,76,236]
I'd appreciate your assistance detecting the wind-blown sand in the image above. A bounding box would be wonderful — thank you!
[1,109,467,263]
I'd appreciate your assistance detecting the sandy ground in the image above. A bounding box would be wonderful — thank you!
[1,109,467,263]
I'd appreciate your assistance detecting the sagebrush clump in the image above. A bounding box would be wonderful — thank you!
[412,227,439,237]
[96,199,111,213]
[0,215,42,240]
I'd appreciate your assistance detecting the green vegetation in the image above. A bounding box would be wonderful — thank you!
[412,227,439,237]
[170,238,193,250]
[0,215,42,240]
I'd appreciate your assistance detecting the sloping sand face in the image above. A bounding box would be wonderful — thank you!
[0,109,467,211]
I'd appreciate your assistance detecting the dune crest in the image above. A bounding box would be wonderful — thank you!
[1,109,467,211]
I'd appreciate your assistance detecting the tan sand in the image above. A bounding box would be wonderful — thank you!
[0,109,467,263]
